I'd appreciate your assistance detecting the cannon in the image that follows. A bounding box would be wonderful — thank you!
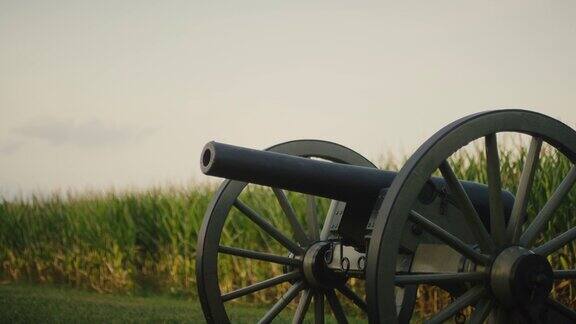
[196,110,576,323]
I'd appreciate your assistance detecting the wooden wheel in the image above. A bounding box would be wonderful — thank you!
[196,140,416,323]
[366,110,576,323]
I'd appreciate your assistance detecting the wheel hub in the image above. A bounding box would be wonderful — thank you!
[302,242,346,289]
[490,246,553,307]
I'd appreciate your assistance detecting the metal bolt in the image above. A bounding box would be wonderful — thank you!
[341,257,350,272]
[324,249,333,264]
[357,256,366,271]
[411,223,423,235]
[454,313,466,324]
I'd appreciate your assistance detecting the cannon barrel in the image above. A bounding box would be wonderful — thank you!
[201,141,396,202]
[201,141,514,221]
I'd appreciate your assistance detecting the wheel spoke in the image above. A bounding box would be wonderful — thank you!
[273,188,310,246]
[321,200,342,240]
[507,137,542,244]
[395,272,486,286]
[221,271,301,302]
[468,298,493,324]
[218,245,301,266]
[258,281,305,324]
[307,195,320,241]
[409,210,491,265]
[234,199,304,254]
[545,298,576,321]
[314,292,324,324]
[439,161,496,253]
[520,165,576,247]
[534,226,576,256]
[325,289,348,324]
[554,269,576,279]
[424,286,486,324]
[336,284,367,312]
[292,289,312,324]
[485,134,506,246]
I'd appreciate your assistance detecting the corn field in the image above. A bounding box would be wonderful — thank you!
[1,143,575,315]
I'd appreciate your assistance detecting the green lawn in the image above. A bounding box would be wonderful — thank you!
[0,283,364,323]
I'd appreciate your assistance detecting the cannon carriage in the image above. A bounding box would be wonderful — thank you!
[196,110,576,323]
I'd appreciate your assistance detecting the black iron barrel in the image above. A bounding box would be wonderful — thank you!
[201,141,397,202]
[200,141,514,224]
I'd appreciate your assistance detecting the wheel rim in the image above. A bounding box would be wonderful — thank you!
[366,110,576,323]
[196,140,412,323]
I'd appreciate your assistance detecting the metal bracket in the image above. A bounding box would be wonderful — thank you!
[324,241,367,277]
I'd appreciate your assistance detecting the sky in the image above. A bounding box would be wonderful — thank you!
[1,1,576,198]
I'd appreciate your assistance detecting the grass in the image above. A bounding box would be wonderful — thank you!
[0,283,362,323]
[0,282,208,323]
[0,139,575,317]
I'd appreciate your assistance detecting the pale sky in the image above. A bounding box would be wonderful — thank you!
[1,1,576,198]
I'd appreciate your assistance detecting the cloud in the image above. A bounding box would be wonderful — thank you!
[1,118,157,153]
[0,139,25,154]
